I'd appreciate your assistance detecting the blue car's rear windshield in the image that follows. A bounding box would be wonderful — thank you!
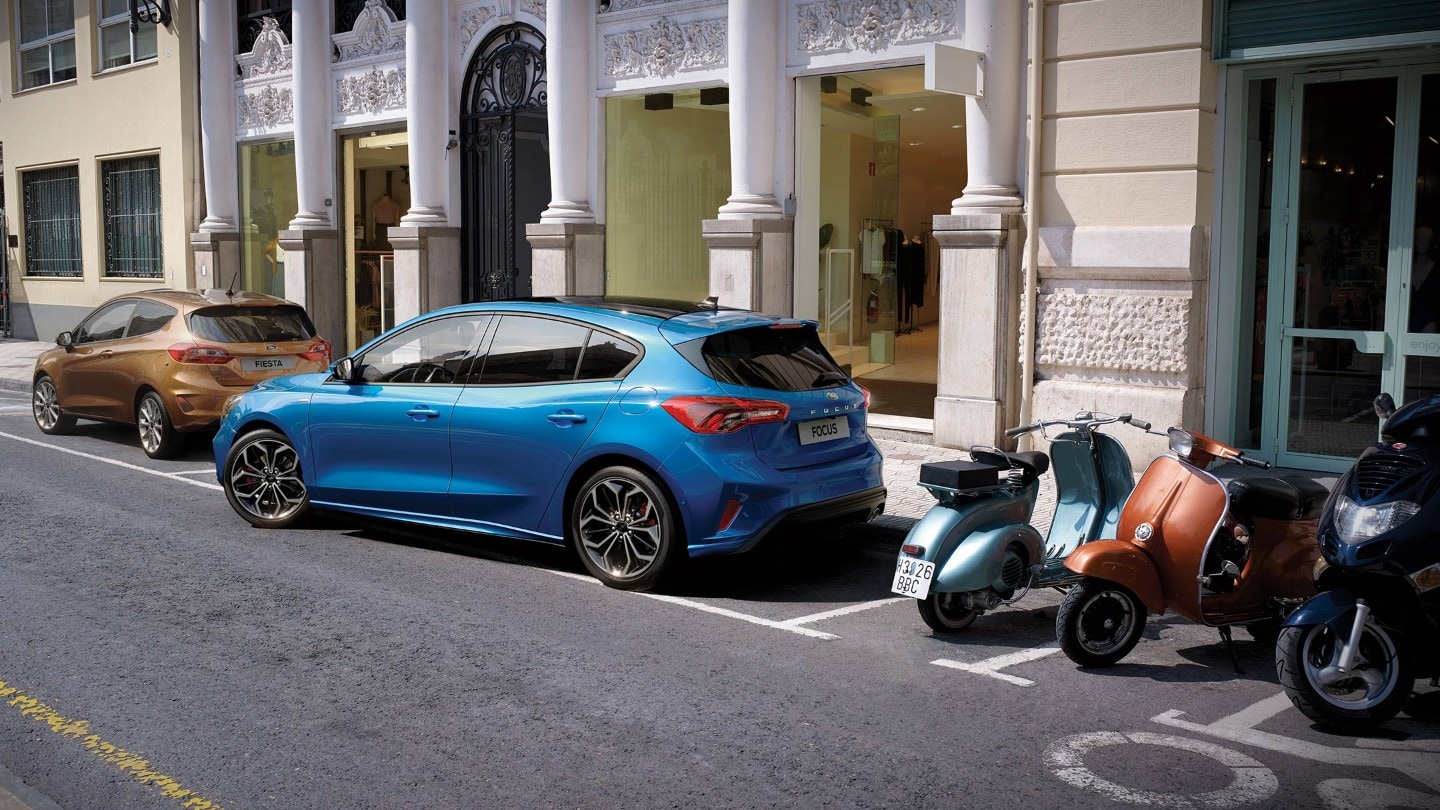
[689,325,847,392]
[189,305,316,343]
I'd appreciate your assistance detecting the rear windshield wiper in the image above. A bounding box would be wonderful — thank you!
[812,371,849,387]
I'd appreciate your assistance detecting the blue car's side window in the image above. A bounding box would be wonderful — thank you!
[474,315,589,384]
[357,315,489,384]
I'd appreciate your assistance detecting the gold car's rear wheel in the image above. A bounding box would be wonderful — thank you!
[223,429,311,529]
[32,376,76,435]
[137,391,184,459]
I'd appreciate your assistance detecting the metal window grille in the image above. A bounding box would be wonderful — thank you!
[102,156,163,279]
[238,1,292,53]
[22,165,82,278]
[335,0,404,33]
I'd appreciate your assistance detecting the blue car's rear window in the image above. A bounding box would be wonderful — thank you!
[690,325,846,392]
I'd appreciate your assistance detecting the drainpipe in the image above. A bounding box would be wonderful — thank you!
[1018,0,1043,450]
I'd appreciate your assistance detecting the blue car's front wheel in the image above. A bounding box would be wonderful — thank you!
[224,428,312,529]
[571,466,680,591]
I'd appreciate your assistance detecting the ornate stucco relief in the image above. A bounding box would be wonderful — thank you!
[601,0,676,11]
[519,0,546,19]
[796,0,957,54]
[334,0,405,61]
[237,16,292,79]
[337,67,407,114]
[238,85,294,128]
[603,16,726,79]
[457,5,495,51]
[1035,292,1190,375]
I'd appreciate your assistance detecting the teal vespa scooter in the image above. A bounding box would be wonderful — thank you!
[891,412,1149,632]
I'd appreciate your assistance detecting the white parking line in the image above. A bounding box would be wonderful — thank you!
[168,468,219,477]
[549,569,839,640]
[932,642,1062,687]
[780,597,907,627]
[0,431,223,491]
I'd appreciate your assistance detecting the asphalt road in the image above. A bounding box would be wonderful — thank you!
[1,390,1438,810]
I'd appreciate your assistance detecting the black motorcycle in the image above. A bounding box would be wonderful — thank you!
[1276,393,1440,732]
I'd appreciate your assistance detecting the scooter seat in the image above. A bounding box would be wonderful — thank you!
[1226,475,1329,521]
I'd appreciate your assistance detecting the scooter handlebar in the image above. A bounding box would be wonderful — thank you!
[1236,453,1271,469]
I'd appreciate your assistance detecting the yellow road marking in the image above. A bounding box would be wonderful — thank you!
[0,679,224,810]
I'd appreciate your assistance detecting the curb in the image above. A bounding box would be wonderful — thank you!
[0,762,61,810]
[0,378,28,394]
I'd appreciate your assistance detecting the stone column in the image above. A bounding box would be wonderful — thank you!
[953,0,1023,213]
[390,0,459,317]
[702,220,793,313]
[192,0,240,290]
[931,214,1024,448]
[718,0,781,219]
[527,0,604,295]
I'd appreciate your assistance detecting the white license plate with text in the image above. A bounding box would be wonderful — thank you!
[891,556,935,599]
[798,416,849,446]
[243,356,296,372]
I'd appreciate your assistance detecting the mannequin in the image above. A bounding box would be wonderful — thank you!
[372,194,403,231]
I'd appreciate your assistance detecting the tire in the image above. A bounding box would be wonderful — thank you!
[1057,577,1147,667]
[32,375,76,435]
[570,465,680,592]
[1245,619,1282,646]
[137,391,185,459]
[223,428,312,529]
[918,592,980,633]
[1275,621,1412,733]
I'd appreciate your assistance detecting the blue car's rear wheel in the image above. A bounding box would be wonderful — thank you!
[223,428,312,529]
[571,466,679,591]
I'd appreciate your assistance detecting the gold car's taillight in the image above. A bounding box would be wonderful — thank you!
[300,339,331,362]
[168,343,233,364]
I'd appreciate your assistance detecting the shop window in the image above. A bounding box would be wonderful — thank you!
[239,140,298,297]
[335,0,402,32]
[17,0,76,90]
[238,0,290,53]
[102,155,163,279]
[22,165,82,278]
[97,0,157,69]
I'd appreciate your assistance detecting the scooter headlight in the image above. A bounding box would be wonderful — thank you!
[1167,428,1194,458]
[1332,494,1420,544]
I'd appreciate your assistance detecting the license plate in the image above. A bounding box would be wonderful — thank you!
[891,556,935,599]
[798,415,850,445]
[243,356,296,372]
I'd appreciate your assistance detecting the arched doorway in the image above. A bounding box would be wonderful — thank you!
[460,23,548,302]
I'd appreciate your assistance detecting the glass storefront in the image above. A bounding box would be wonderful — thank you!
[797,67,965,420]
[341,130,409,352]
[604,89,729,301]
[238,140,298,298]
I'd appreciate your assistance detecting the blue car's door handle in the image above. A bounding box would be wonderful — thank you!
[406,406,441,421]
[547,411,587,425]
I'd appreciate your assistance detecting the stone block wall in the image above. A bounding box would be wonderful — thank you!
[1031,0,1218,464]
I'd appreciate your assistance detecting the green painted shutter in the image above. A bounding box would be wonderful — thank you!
[1217,0,1440,60]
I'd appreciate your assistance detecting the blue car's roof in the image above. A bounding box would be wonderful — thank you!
[424,296,809,342]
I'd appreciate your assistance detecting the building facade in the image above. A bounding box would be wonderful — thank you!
[184,0,1439,472]
[2,0,198,342]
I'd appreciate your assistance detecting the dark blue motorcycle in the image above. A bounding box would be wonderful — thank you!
[1276,393,1440,731]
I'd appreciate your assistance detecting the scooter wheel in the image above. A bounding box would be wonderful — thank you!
[1275,622,1412,732]
[919,592,979,633]
[1057,578,1147,667]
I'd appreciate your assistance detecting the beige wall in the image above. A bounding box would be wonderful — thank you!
[1,2,198,340]
[1031,0,1217,449]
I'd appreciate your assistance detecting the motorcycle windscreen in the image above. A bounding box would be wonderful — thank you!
[1117,455,1228,621]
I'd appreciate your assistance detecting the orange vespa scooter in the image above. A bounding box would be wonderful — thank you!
[1055,427,1326,668]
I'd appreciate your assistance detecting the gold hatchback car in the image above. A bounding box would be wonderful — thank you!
[32,289,331,458]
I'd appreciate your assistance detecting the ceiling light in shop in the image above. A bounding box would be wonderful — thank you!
[1385,115,1395,126]
[359,132,408,150]
[950,124,963,129]
[908,142,924,146]
[910,106,927,112]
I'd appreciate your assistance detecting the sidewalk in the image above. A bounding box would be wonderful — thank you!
[0,338,1018,526]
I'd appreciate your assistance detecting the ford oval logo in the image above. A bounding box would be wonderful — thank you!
[266,344,277,351]
[825,391,839,400]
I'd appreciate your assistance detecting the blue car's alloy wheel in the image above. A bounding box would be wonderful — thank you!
[224,429,312,529]
[572,466,678,591]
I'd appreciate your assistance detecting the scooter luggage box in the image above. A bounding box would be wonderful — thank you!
[919,460,1000,491]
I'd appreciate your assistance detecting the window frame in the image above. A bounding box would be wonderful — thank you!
[100,153,164,279]
[96,0,157,71]
[125,299,177,338]
[74,299,138,344]
[345,313,491,387]
[16,0,77,90]
[469,314,644,387]
[21,163,83,279]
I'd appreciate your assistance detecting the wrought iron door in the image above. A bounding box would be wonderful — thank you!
[460,23,547,302]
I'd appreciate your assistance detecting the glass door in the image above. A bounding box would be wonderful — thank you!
[1399,71,1440,405]
[1270,65,1440,469]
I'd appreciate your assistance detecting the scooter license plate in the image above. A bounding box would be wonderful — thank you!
[891,556,935,599]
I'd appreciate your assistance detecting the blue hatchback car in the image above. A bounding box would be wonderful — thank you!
[213,297,886,590]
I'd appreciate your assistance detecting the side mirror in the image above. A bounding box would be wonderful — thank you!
[333,357,357,382]
[56,331,74,350]
[1374,393,1397,419]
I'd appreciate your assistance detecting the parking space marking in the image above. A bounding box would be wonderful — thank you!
[548,570,839,640]
[1045,731,1278,808]
[0,431,222,492]
[169,468,220,477]
[932,642,1061,687]
[779,598,907,628]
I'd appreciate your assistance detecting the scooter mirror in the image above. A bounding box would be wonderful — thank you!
[1167,427,1195,458]
[1374,393,1396,419]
